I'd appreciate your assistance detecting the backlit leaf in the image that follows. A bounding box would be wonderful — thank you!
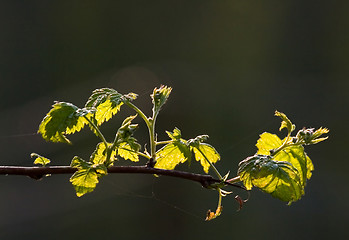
[275,110,295,133]
[117,142,139,162]
[256,133,313,187]
[38,102,93,144]
[31,153,50,166]
[155,141,191,170]
[70,156,107,197]
[151,85,172,114]
[85,88,137,125]
[238,155,303,203]
[192,143,220,174]
[155,128,191,170]
[90,142,117,165]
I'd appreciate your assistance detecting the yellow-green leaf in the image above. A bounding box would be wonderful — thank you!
[275,110,295,133]
[238,155,303,203]
[38,102,92,144]
[94,99,123,125]
[155,142,190,170]
[85,88,137,126]
[90,142,117,165]
[31,153,50,166]
[256,132,313,187]
[192,143,220,174]
[256,132,282,155]
[70,168,99,197]
[117,142,139,162]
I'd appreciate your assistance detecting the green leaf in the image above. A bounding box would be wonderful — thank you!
[275,110,295,134]
[90,142,117,165]
[31,153,50,166]
[85,88,137,126]
[256,132,313,188]
[155,128,191,170]
[117,142,139,162]
[70,156,107,197]
[38,102,93,144]
[151,85,172,114]
[238,155,303,203]
[256,132,282,155]
[192,143,220,174]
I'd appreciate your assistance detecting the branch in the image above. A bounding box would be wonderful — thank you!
[0,165,235,188]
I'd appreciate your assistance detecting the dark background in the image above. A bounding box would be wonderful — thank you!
[0,1,348,239]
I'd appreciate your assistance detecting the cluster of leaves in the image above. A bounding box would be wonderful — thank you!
[35,86,221,197]
[237,111,329,204]
[33,85,329,220]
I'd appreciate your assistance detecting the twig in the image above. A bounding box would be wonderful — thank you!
[0,165,228,188]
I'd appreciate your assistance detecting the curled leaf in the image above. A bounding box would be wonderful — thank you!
[31,153,51,166]
[38,102,93,144]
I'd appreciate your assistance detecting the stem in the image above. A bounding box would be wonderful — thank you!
[125,101,157,164]
[227,176,241,184]
[156,140,172,146]
[0,165,221,188]
[84,116,108,149]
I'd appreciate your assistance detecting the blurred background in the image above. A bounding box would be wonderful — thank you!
[0,0,348,239]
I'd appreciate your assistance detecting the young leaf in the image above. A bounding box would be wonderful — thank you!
[117,142,139,162]
[151,85,172,114]
[192,143,220,174]
[296,127,329,145]
[31,153,51,166]
[38,102,93,144]
[90,142,117,165]
[70,156,107,197]
[275,110,295,134]
[256,132,313,187]
[85,88,137,125]
[238,155,303,203]
[155,128,191,170]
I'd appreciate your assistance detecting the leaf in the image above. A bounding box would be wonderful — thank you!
[256,132,313,188]
[70,156,107,197]
[155,128,191,170]
[275,110,295,134]
[70,168,99,197]
[31,153,50,166]
[155,141,191,170]
[117,142,139,162]
[151,85,172,114]
[90,142,117,165]
[238,155,303,203]
[192,143,220,174]
[38,102,93,144]
[256,132,282,155]
[85,88,137,125]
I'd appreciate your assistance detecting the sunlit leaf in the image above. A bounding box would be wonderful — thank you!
[256,132,282,155]
[31,153,50,166]
[90,142,117,165]
[38,102,93,144]
[85,88,137,125]
[238,155,303,203]
[275,110,295,133]
[70,156,107,197]
[256,132,313,187]
[192,143,220,174]
[117,142,139,162]
[151,85,172,114]
[155,142,190,170]
[155,128,191,170]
